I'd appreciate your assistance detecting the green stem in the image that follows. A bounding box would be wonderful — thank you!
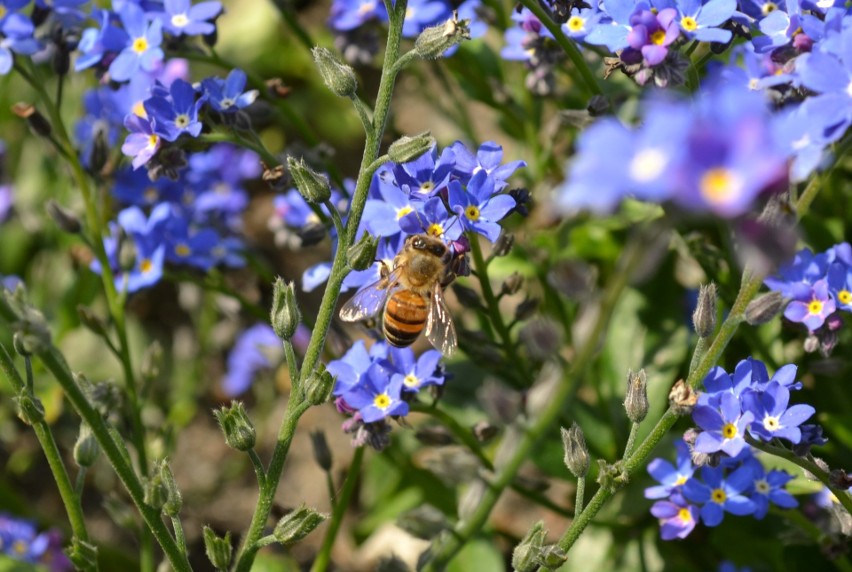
[687,335,710,376]
[410,402,494,470]
[548,171,831,557]
[623,422,640,459]
[419,225,650,571]
[748,438,852,516]
[309,447,365,572]
[0,347,90,545]
[171,516,187,554]
[469,237,526,386]
[248,449,267,488]
[574,478,586,520]
[516,0,604,97]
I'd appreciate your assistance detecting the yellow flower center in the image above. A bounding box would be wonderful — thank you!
[427,223,443,237]
[464,205,481,221]
[762,1,777,14]
[755,479,770,494]
[748,78,760,90]
[681,16,698,31]
[221,98,235,109]
[403,373,419,387]
[699,167,742,204]
[677,507,692,523]
[567,15,585,32]
[13,540,27,555]
[650,29,667,45]
[722,422,738,439]
[144,187,159,203]
[133,100,147,118]
[373,393,391,409]
[808,299,824,315]
[418,181,435,195]
[358,1,375,15]
[839,290,851,305]
[629,148,667,182]
[0,6,7,19]
[711,488,727,504]
[174,114,190,129]
[171,13,189,27]
[140,258,154,273]
[396,205,414,219]
[132,37,149,54]
[674,475,688,486]
[147,134,160,148]
[175,243,191,257]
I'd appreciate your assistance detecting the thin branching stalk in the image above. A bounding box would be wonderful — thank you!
[231,4,410,570]
[309,446,365,572]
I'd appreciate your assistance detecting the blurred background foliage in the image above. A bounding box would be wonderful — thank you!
[0,0,850,570]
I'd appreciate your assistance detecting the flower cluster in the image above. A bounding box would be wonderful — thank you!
[281,141,525,294]
[328,340,446,449]
[646,358,822,539]
[764,243,852,340]
[90,142,259,293]
[558,81,796,217]
[0,512,71,571]
[328,0,486,61]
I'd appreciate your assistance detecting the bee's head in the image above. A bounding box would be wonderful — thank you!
[410,234,448,258]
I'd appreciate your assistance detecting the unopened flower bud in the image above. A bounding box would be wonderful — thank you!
[414,12,471,59]
[141,341,163,383]
[668,379,697,416]
[12,103,51,137]
[271,278,300,340]
[287,156,331,204]
[214,401,256,452]
[692,283,717,338]
[89,126,110,173]
[745,291,786,325]
[347,232,378,271]
[501,272,524,296]
[514,297,539,322]
[397,504,448,540]
[560,423,590,478]
[804,334,819,353]
[67,537,98,571]
[312,47,358,97]
[305,364,335,405]
[12,308,51,355]
[451,283,481,309]
[472,421,499,442]
[73,423,100,468]
[492,232,515,257]
[512,520,546,572]
[14,391,45,425]
[388,132,435,164]
[271,505,327,546]
[46,200,82,234]
[77,305,108,339]
[202,526,232,571]
[624,368,649,423]
[309,430,333,471]
[143,470,168,511]
[160,461,182,517]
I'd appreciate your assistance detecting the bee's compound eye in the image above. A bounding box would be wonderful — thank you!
[430,245,445,256]
[413,237,425,249]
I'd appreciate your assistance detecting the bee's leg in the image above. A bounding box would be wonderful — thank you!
[378,259,391,279]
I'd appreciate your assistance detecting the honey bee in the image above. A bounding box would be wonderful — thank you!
[339,233,458,356]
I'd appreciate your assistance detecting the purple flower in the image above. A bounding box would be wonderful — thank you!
[108,2,165,82]
[698,359,765,408]
[121,113,161,169]
[399,196,462,241]
[0,513,72,570]
[362,174,419,238]
[682,465,757,526]
[0,183,12,222]
[329,0,388,31]
[329,339,381,396]
[693,392,754,457]
[339,361,408,422]
[0,12,40,75]
[161,212,220,269]
[160,0,222,36]
[783,278,836,331]
[447,171,516,242]
[624,8,680,66]
[220,324,282,396]
[401,0,450,38]
[764,247,832,299]
[827,261,852,311]
[645,440,696,499]
[674,0,735,43]
[561,8,603,40]
[650,492,699,539]
[385,144,456,199]
[742,380,815,443]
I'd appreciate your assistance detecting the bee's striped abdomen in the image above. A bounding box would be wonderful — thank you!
[383,290,428,347]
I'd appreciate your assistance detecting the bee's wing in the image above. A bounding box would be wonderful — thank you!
[339,267,402,322]
[425,283,457,356]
